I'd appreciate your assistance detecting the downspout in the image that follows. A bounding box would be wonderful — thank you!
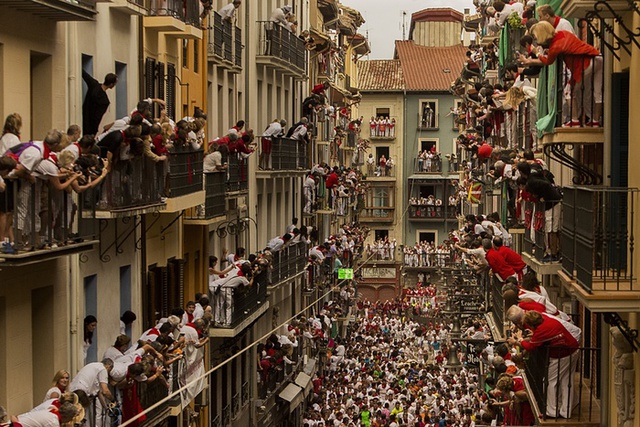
[402,86,408,246]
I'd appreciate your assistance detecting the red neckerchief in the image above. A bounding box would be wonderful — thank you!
[148,327,160,336]
[553,16,561,28]
[185,322,196,329]
[43,143,52,160]
[49,407,62,421]
[187,313,194,323]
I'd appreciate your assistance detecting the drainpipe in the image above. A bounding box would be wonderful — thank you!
[402,87,408,245]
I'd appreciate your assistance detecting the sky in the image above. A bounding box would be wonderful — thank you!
[340,0,476,59]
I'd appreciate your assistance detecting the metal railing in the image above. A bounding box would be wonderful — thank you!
[408,204,456,220]
[402,248,457,268]
[561,186,638,292]
[359,207,394,222]
[525,346,599,422]
[522,199,563,263]
[271,241,308,285]
[99,156,164,210]
[551,54,604,129]
[259,137,308,171]
[212,271,268,327]
[149,0,199,27]
[210,12,224,56]
[226,154,248,192]
[413,155,443,173]
[368,117,397,138]
[1,179,97,253]
[166,147,204,197]
[185,172,226,220]
[257,21,307,73]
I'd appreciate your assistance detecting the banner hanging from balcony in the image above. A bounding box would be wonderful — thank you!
[467,182,482,204]
[178,340,206,408]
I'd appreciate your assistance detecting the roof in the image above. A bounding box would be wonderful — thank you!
[394,41,467,91]
[358,60,405,92]
[411,8,464,23]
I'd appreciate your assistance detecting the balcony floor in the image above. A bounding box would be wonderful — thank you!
[526,373,601,427]
[558,270,640,312]
[0,240,98,266]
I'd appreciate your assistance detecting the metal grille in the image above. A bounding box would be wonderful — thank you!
[166,63,176,120]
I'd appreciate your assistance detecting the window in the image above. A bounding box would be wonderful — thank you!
[375,230,389,240]
[418,138,439,153]
[115,62,128,119]
[453,99,464,130]
[365,184,395,208]
[419,99,438,128]
[375,146,389,160]
[182,40,189,68]
[419,185,436,198]
[376,107,390,119]
[193,39,199,73]
[417,230,438,244]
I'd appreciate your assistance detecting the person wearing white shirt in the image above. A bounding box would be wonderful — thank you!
[537,4,575,34]
[260,119,285,169]
[218,0,241,21]
[494,1,524,28]
[102,335,131,362]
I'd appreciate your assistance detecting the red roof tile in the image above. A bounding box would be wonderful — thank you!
[394,41,467,91]
[358,60,405,91]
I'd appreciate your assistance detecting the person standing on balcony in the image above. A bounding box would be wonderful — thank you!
[537,5,575,34]
[82,71,117,137]
[271,5,293,27]
[507,309,581,419]
[520,21,602,127]
[218,0,240,22]
[304,174,316,214]
[260,119,285,170]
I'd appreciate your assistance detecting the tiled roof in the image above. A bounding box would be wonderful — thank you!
[411,8,464,23]
[394,41,467,91]
[358,60,405,91]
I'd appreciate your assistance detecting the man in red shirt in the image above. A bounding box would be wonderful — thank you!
[482,238,517,282]
[492,236,526,277]
[325,167,339,209]
[508,309,581,418]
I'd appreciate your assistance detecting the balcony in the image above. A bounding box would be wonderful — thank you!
[412,155,443,174]
[0,181,98,265]
[210,271,269,337]
[257,137,309,174]
[521,200,563,276]
[226,155,249,194]
[561,0,634,19]
[110,0,147,16]
[0,0,97,21]
[208,11,242,72]
[256,21,307,77]
[318,0,338,21]
[184,172,226,225]
[523,346,600,425]
[359,207,394,223]
[163,147,205,213]
[558,186,640,311]
[270,241,309,287]
[144,0,202,39]
[408,204,457,221]
[402,248,457,270]
[136,362,182,426]
[368,117,397,140]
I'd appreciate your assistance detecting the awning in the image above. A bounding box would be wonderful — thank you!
[329,82,352,100]
[303,358,317,376]
[309,28,334,53]
[294,372,313,398]
[278,383,304,412]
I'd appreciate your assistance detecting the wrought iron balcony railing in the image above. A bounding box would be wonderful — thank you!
[270,241,309,285]
[560,186,638,292]
[368,117,397,139]
[257,21,307,74]
[258,137,309,171]
[184,172,226,220]
[149,0,200,27]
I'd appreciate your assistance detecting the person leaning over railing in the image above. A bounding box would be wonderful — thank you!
[506,306,582,419]
[519,21,602,127]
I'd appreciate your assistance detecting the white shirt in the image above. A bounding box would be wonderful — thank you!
[110,348,145,382]
[17,410,60,427]
[18,141,45,172]
[496,2,524,27]
[0,133,20,154]
[103,346,125,362]
[263,121,283,139]
[291,124,307,141]
[70,362,108,396]
[218,3,237,20]
[267,236,286,251]
[554,17,575,34]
